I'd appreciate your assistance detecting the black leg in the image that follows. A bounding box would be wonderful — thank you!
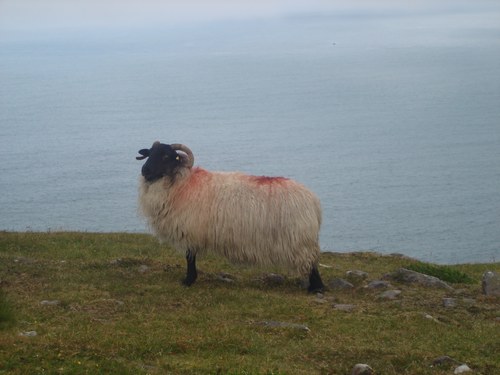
[183,250,198,286]
[308,266,324,293]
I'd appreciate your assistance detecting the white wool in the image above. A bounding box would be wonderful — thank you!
[139,167,322,276]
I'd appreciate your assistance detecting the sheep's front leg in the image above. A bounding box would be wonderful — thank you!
[183,250,198,286]
[308,266,325,293]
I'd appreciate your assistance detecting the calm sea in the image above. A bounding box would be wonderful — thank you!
[1,5,499,264]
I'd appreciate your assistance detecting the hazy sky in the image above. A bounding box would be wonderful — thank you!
[0,0,480,32]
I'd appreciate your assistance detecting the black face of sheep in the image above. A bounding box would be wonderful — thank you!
[137,142,182,182]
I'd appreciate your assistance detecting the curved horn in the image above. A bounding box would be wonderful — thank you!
[171,143,194,168]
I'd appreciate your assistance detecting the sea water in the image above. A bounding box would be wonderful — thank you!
[1,4,499,263]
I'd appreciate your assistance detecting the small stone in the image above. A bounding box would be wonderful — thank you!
[314,297,328,304]
[385,268,453,290]
[378,290,401,300]
[366,280,391,289]
[482,271,500,296]
[351,363,374,375]
[216,272,235,283]
[454,364,472,374]
[333,303,356,312]
[442,298,457,308]
[20,331,37,337]
[261,273,285,286]
[328,278,354,290]
[346,270,368,284]
[432,355,460,366]
[138,265,150,273]
[423,313,441,323]
[40,300,60,306]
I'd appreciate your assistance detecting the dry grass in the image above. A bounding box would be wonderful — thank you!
[0,231,499,374]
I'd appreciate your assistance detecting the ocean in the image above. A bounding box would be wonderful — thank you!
[1,3,499,264]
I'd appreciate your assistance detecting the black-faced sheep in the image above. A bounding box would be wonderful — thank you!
[137,141,325,292]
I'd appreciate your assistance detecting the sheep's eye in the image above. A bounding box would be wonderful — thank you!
[175,156,180,161]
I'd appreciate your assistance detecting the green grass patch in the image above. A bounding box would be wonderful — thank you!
[405,262,475,284]
[0,290,15,329]
[0,232,499,374]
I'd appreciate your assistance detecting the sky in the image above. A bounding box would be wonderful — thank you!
[0,0,485,32]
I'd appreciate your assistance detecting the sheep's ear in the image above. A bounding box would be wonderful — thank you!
[136,148,150,160]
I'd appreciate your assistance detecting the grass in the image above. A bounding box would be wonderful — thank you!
[0,291,14,329]
[0,231,499,374]
[405,262,475,284]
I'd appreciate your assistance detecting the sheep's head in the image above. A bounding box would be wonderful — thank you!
[137,141,194,182]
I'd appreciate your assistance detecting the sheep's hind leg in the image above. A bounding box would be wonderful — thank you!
[308,266,324,293]
[183,250,198,286]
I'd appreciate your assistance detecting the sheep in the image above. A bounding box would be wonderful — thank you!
[136,141,325,292]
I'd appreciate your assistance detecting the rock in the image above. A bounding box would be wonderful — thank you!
[333,303,356,312]
[216,272,235,283]
[423,313,441,323]
[314,296,329,304]
[454,364,472,374]
[138,265,150,273]
[40,300,61,306]
[257,320,310,332]
[442,298,457,308]
[346,270,368,284]
[385,268,453,290]
[432,355,460,366]
[366,280,392,289]
[378,290,401,300]
[351,363,374,375]
[19,331,37,337]
[328,278,354,290]
[482,271,500,296]
[261,273,286,286]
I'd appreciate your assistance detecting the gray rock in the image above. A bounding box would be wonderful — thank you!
[346,270,368,284]
[19,331,37,337]
[261,273,285,286]
[257,320,310,332]
[385,268,453,290]
[366,280,392,289]
[432,355,460,366]
[216,272,235,283]
[351,363,374,375]
[482,271,500,296]
[138,265,150,273]
[328,278,354,290]
[423,313,441,323]
[442,298,457,308]
[454,364,472,374]
[378,290,401,300]
[40,300,61,306]
[333,303,356,312]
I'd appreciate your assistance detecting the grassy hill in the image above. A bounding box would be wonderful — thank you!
[0,231,498,374]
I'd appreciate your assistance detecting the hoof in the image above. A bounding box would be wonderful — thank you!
[308,285,324,294]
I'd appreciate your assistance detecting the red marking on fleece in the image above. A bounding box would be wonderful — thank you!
[252,175,289,185]
[174,167,211,204]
